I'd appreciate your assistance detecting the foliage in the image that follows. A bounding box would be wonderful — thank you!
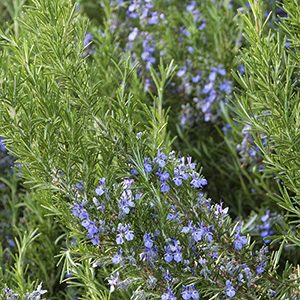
[233,0,300,246]
[0,0,299,299]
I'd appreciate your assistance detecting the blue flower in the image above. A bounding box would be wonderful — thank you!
[202,81,214,94]
[140,246,158,263]
[174,250,182,263]
[91,235,100,246]
[166,206,180,222]
[242,264,253,283]
[164,239,182,263]
[82,219,98,237]
[256,263,265,275]
[131,168,139,175]
[84,32,93,48]
[108,272,120,293]
[163,269,173,282]
[225,280,236,298]
[198,257,207,265]
[147,276,158,289]
[209,69,217,81]
[219,80,232,94]
[144,233,154,249]
[233,226,247,251]
[192,227,204,242]
[93,197,105,211]
[187,46,194,54]
[112,249,123,264]
[182,28,191,37]
[260,210,273,244]
[23,283,47,299]
[222,123,232,135]
[269,289,276,297]
[124,225,134,241]
[95,177,106,196]
[214,202,229,217]
[98,178,106,185]
[141,34,157,70]
[173,176,183,186]
[95,186,104,196]
[158,171,170,182]
[192,72,201,83]
[162,288,176,300]
[115,0,124,5]
[177,67,187,78]
[128,27,139,41]
[186,1,196,12]
[116,234,124,245]
[72,202,87,219]
[198,20,206,30]
[6,236,15,248]
[217,64,226,76]
[119,189,135,215]
[72,201,100,245]
[161,182,170,193]
[116,223,134,245]
[148,12,159,24]
[156,149,167,168]
[164,248,173,263]
[182,221,194,234]
[190,174,208,189]
[144,78,151,92]
[233,234,247,251]
[75,181,83,190]
[144,157,153,173]
[238,64,245,75]
[182,284,199,300]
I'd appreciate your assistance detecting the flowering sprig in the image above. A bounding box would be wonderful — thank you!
[244,210,283,246]
[236,124,268,172]
[69,149,280,299]
[179,63,233,125]
[93,0,239,126]
[0,137,14,175]
[0,0,298,298]
[4,284,47,300]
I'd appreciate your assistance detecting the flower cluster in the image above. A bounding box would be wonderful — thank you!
[110,0,164,73]
[72,200,100,245]
[4,284,47,300]
[260,210,273,244]
[0,137,14,174]
[233,225,248,251]
[0,137,17,254]
[70,149,276,299]
[178,63,233,126]
[236,124,267,171]
[248,210,281,245]
[0,137,6,154]
[181,284,199,300]
[164,239,182,263]
[89,0,237,126]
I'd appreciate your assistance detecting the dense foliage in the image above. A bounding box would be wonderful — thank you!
[0,0,299,299]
